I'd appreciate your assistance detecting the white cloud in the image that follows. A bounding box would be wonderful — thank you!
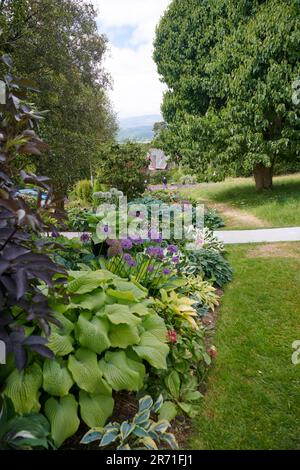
[93,0,171,118]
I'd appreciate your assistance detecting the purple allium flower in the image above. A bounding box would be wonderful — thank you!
[80,233,91,243]
[147,265,154,272]
[149,229,162,242]
[146,246,164,259]
[51,231,59,238]
[106,238,116,246]
[120,239,133,250]
[128,259,137,267]
[167,245,178,254]
[172,256,180,264]
[163,268,171,275]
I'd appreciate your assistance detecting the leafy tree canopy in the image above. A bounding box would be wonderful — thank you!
[154,0,300,189]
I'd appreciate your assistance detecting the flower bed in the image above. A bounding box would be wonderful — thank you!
[0,189,232,450]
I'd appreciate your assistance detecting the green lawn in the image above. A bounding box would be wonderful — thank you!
[179,173,300,229]
[189,242,300,450]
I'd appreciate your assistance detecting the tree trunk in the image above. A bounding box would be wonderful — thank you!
[253,163,273,190]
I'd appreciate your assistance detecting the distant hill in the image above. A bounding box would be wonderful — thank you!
[117,114,162,143]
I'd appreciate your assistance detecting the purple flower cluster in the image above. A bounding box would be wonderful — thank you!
[80,233,91,243]
[167,245,178,254]
[120,238,133,250]
[123,253,137,267]
[146,246,164,259]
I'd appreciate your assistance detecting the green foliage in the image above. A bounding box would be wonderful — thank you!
[97,142,148,199]
[80,394,178,450]
[204,209,225,230]
[163,371,202,418]
[66,207,92,232]
[74,180,93,204]
[181,249,233,288]
[154,0,300,187]
[0,397,52,450]
[1,0,117,194]
[179,175,197,185]
[1,270,169,447]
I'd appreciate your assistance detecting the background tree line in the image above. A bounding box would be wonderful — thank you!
[0,0,117,198]
[153,0,300,189]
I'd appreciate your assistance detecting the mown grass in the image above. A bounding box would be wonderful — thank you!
[189,242,300,450]
[179,173,300,228]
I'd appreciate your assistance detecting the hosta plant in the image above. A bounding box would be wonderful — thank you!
[155,289,199,329]
[0,396,52,450]
[163,371,202,419]
[80,394,178,450]
[1,270,169,447]
[177,275,220,314]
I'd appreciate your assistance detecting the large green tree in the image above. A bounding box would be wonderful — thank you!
[0,0,117,196]
[154,0,300,189]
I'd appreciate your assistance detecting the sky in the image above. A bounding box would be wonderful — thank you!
[93,0,171,119]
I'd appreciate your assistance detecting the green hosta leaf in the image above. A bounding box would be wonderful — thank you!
[165,371,180,400]
[80,428,103,444]
[129,303,149,316]
[109,324,140,349]
[105,304,141,327]
[70,290,108,311]
[4,363,42,415]
[184,390,203,402]
[79,391,114,428]
[76,312,110,354]
[99,351,145,392]
[45,395,79,448]
[47,330,74,357]
[68,348,111,395]
[133,331,169,369]
[120,421,135,440]
[106,288,136,303]
[158,401,178,421]
[4,413,50,450]
[112,279,147,300]
[43,359,74,397]
[138,396,153,413]
[177,402,196,417]
[141,314,168,342]
[52,312,74,334]
[68,270,115,294]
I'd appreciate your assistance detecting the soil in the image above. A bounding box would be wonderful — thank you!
[204,201,268,229]
[246,242,300,259]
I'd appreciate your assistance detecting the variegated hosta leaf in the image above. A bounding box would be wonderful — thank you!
[152,394,164,413]
[120,421,135,440]
[45,394,80,448]
[3,363,42,415]
[76,312,110,354]
[79,391,114,428]
[80,428,103,445]
[161,432,179,450]
[99,351,145,392]
[43,359,74,397]
[138,395,153,413]
[68,348,112,395]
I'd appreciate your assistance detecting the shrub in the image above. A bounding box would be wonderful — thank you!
[179,174,197,185]
[98,142,148,200]
[204,209,225,230]
[74,179,92,203]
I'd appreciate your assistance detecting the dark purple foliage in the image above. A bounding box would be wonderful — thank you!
[0,56,66,370]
